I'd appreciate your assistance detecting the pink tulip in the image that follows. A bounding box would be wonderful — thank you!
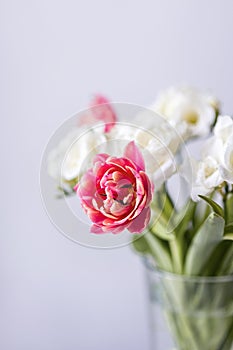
[75,141,152,234]
[78,94,117,133]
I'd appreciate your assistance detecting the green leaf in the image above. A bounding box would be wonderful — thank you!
[169,200,196,238]
[144,232,173,272]
[222,223,233,240]
[192,199,211,232]
[169,239,183,274]
[202,241,231,276]
[131,232,173,272]
[198,195,224,217]
[185,213,225,275]
[131,235,150,254]
[163,188,175,219]
[217,244,233,275]
[150,216,175,241]
[153,185,175,220]
[219,321,233,350]
[224,223,233,234]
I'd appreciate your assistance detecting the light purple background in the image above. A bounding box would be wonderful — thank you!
[1,1,233,349]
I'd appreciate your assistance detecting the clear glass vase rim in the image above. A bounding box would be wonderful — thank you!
[144,258,233,283]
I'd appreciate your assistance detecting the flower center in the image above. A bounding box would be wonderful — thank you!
[99,175,135,216]
[184,111,199,125]
[204,164,217,178]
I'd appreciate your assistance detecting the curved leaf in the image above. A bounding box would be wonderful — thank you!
[131,235,150,254]
[185,213,225,275]
[150,217,175,241]
[198,195,224,217]
[224,223,233,234]
[217,245,233,275]
[171,200,196,237]
[144,232,173,272]
[131,232,173,272]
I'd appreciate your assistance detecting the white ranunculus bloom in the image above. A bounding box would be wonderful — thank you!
[48,126,107,189]
[109,119,183,187]
[196,156,223,190]
[152,86,219,140]
[201,136,224,163]
[181,155,223,202]
[219,133,233,183]
[214,115,233,142]
[181,115,233,201]
[211,115,233,183]
[48,129,80,181]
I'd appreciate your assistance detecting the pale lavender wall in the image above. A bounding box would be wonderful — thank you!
[1,1,233,349]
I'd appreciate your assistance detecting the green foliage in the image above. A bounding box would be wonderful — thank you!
[150,216,175,241]
[185,213,225,275]
[225,193,233,224]
[131,189,233,277]
[224,223,233,234]
[132,232,173,272]
[131,234,150,254]
[198,195,224,217]
[217,244,233,275]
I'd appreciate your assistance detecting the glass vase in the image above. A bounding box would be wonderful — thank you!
[144,259,233,350]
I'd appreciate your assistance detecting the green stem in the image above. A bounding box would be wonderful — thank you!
[145,231,173,272]
[169,238,183,274]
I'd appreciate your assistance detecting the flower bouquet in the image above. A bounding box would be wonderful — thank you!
[44,88,233,350]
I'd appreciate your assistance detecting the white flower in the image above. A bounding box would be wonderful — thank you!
[212,115,233,183]
[201,135,223,163]
[214,115,233,142]
[181,154,223,201]
[152,86,219,140]
[220,137,233,183]
[181,115,233,201]
[109,117,183,187]
[48,129,80,181]
[48,126,107,189]
[219,137,233,183]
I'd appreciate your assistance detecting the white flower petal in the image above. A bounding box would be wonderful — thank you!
[219,166,233,183]
[151,86,217,139]
[214,115,233,142]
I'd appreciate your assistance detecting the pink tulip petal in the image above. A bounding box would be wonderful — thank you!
[77,144,153,235]
[90,95,117,133]
[124,141,145,171]
[140,171,153,206]
[109,223,130,234]
[93,153,109,166]
[78,95,117,133]
[91,224,105,234]
[107,157,137,173]
[127,206,151,233]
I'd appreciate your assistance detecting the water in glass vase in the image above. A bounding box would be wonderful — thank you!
[145,261,233,350]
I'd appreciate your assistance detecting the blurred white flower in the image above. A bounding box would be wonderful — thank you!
[181,154,223,201]
[152,86,219,139]
[181,115,233,200]
[109,117,184,187]
[48,126,107,190]
[220,138,233,183]
[213,115,233,183]
[214,115,233,142]
[194,156,223,200]
[48,129,80,181]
